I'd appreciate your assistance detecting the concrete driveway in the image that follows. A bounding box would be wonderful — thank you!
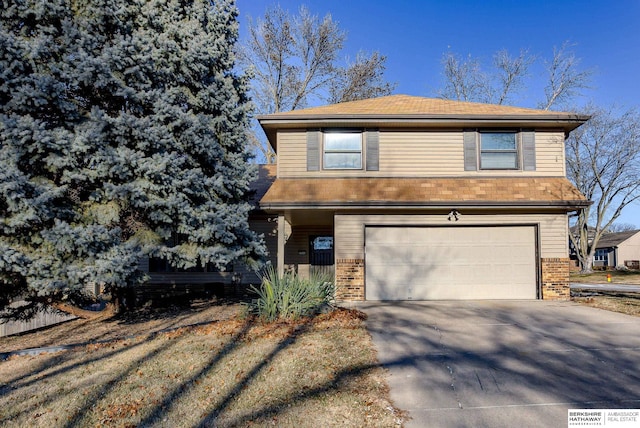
[357,300,640,428]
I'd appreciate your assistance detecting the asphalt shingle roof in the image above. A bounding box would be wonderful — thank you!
[260,94,586,118]
[596,230,640,248]
[259,177,588,208]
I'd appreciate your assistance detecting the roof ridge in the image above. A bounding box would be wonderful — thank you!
[260,94,584,117]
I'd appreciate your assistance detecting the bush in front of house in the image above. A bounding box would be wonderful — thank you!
[247,266,335,322]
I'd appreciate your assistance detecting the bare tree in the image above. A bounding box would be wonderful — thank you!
[540,41,593,110]
[437,49,534,105]
[242,5,345,114]
[493,49,535,105]
[240,5,344,162]
[241,5,395,162]
[567,106,640,272]
[329,51,396,104]
[438,53,492,103]
[437,42,591,110]
[606,222,638,233]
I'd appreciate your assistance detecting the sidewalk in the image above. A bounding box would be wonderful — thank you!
[571,282,640,293]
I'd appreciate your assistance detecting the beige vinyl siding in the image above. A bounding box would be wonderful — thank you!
[619,233,640,266]
[276,129,566,178]
[335,213,569,259]
[379,131,462,176]
[533,132,566,176]
[277,130,308,177]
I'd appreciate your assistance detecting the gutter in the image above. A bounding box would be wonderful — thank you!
[259,200,591,210]
[256,113,591,122]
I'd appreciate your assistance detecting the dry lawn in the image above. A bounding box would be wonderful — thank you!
[0,301,405,427]
[572,291,640,317]
[570,270,640,285]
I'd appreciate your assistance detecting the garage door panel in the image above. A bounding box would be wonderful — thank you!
[365,226,536,300]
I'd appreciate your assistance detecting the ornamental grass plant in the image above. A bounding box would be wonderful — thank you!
[247,266,335,322]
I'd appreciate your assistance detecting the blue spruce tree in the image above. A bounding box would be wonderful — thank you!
[0,0,264,319]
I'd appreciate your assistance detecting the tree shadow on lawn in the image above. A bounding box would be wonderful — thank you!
[63,318,256,428]
[6,301,640,427]
[211,361,384,428]
[0,308,407,427]
[138,315,318,427]
[1,296,245,354]
[0,315,255,427]
[131,309,402,428]
[0,335,170,424]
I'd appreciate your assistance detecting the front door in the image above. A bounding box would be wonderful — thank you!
[310,236,334,276]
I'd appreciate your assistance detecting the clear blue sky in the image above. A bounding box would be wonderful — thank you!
[235,0,640,227]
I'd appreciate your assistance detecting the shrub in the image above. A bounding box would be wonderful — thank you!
[247,266,335,322]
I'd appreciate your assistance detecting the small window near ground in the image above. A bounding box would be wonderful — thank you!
[480,132,518,169]
[323,132,362,169]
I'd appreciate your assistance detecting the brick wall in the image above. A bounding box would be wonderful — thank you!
[541,257,570,300]
[335,257,570,301]
[335,258,365,301]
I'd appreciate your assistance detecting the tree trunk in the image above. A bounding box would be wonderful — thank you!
[579,255,594,274]
[53,302,116,319]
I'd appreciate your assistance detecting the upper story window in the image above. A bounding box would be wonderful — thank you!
[464,129,536,172]
[323,132,363,169]
[307,129,378,172]
[480,132,518,169]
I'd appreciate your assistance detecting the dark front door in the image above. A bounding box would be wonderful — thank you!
[310,236,334,266]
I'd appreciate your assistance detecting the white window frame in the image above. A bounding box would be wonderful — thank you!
[479,131,519,170]
[322,131,363,170]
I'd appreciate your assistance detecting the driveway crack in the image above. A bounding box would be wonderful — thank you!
[475,371,484,391]
[432,324,463,409]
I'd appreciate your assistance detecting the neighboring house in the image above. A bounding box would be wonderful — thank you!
[592,230,640,269]
[256,94,590,301]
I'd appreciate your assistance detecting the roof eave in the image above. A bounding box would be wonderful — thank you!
[257,113,591,123]
[258,114,590,150]
[259,200,591,211]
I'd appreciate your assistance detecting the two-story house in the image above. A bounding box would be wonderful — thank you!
[257,94,590,301]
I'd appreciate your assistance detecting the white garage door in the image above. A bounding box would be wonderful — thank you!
[365,226,537,300]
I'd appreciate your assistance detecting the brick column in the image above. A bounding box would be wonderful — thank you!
[541,258,570,300]
[335,259,365,301]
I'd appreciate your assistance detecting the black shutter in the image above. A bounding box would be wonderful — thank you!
[366,130,379,171]
[522,130,536,171]
[463,130,477,171]
[307,130,320,171]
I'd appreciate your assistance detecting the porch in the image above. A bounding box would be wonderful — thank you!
[275,209,335,279]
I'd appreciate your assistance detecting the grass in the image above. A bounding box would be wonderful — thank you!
[0,300,405,427]
[572,291,640,317]
[570,269,640,284]
[571,270,640,316]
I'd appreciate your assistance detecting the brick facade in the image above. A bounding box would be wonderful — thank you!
[540,257,570,300]
[334,257,571,301]
[335,258,365,301]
